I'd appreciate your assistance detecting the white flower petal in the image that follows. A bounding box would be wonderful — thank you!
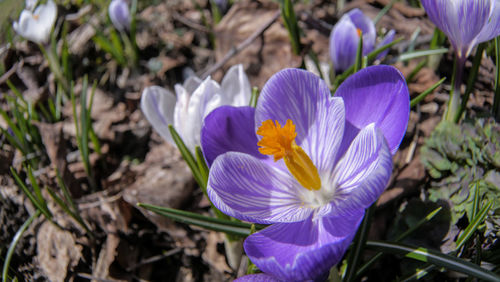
[140,86,177,145]
[220,64,252,106]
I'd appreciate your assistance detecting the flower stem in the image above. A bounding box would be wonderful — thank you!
[39,43,70,95]
[444,55,465,122]
[493,36,500,120]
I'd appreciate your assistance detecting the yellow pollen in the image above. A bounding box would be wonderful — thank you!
[257,119,321,191]
[32,14,40,20]
[356,28,362,37]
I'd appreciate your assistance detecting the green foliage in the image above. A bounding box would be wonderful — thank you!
[420,119,500,238]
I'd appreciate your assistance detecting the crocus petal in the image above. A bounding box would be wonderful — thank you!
[334,65,409,154]
[375,29,395,60]
[201,106,263,167]
[234,274,281,282]
[346,9,376,55]
[421,0,492,58]
[140,86,176,145]
[476,0,500,44]
[329,16,359,72]
[207,152,314,224]
[244,210,364,281]
[13,0,57,44]
[183,77,222,151]
[220,64,252,107]
[331,124,392,212]
[300,97,344,174]
[255,68,330,146]
[108,0,130,32]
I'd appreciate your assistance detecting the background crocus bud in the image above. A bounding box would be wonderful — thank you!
[12,0,57,44]
[108,0,130,32]
[329,9,376,72]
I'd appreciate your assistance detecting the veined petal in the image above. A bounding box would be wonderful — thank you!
[476,0,500,44]
[201,106,263,167]
[300,97,345,174]
[140,86,176,145]
[220,64,252,106]
[346,9,376,55]
[421,0,492,58]
[331,124,392,212]
[329,16,359,72]
[184,77,222,151]
[375,29,395,60]
[334,65,409,154]
[244,210,364,281]
[255,68,330,146]
[207,152,313,224]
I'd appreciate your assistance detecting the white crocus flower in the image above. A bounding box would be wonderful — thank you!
[13,0,57,44]
[141,64,252,152]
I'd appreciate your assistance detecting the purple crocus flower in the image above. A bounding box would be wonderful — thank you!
[421,0,500,60]
[108,0,130,32]
[201,66,409,280]
[329,9,395,72]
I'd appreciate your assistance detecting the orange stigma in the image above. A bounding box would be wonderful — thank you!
[257,119,321,190]
[356,28,362,37]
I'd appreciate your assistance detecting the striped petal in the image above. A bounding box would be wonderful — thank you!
[421,0,492,58]
[476,0,500,44]
[244,210,364,281]
[140,86,176,145]
[207,152,313,224]
[300,97,345,174]
[330,124,392,213]
[334,65,409,154]
[255,68,330,148]
[234,274,281,282]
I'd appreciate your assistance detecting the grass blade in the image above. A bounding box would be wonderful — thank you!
[365,240,499,281]
[10,167,52,220]
[398,48,449,62]
[168,125,204,187]
[137,203,261,237]
[355,207,442,279]
[410,77,446,108]
[455,200,493,250]
[353,31,363,73]
[343,205,373,282]
[2,210,40,281]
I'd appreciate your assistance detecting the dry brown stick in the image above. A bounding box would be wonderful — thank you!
[172,12,211,34]
[199,10,281,79]
[0,60,22,85]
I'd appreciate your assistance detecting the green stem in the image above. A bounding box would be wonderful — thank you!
[493,36,500,120]
[39,44,70,95]
[444,55,465,122]
[343,205,374,282]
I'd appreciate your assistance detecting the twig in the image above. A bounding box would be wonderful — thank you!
[199,10,281,79]
[0,60,22,85]
[172,12,211,34]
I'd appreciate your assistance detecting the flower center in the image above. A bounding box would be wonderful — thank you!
[257,119,321,191]
[33,14,40,20]
[356,28,362,37]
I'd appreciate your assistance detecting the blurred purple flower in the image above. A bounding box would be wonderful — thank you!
[329,9,394,72]
[201,66,409,280]
[108,0,130,32]
[421,0,500,59]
